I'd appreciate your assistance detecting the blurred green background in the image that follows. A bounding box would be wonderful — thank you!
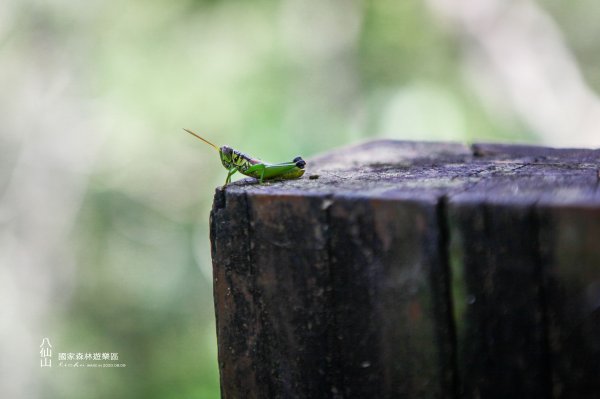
[2,0,600,398]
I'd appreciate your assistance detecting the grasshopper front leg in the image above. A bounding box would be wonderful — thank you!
[225,167,238,185]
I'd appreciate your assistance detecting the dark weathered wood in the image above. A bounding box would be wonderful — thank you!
[448,197,548,398]
[210,191,256,398]
[210,140,600,399]
[538,203,600,398]
[328,194,455,398]
[247,193,334,398]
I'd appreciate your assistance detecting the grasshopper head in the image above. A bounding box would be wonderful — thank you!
[219,146,234,169]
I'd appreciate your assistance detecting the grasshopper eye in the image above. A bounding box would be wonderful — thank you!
[221,146,233,155]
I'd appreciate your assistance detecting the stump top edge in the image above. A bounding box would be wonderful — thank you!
[220,140,600,206]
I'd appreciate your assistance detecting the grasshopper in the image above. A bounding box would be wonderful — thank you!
[184,129,306,185]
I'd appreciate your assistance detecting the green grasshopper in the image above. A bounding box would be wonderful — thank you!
[184,129,306,185]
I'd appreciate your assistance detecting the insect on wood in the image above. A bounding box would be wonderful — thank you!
[184,129,306,186]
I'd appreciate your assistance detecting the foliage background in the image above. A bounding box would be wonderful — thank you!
[2,0,600,398]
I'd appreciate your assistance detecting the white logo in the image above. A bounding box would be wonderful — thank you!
[38,337,126,368]
[40,338,52,368]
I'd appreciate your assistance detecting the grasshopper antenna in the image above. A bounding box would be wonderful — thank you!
[183,128,219,151]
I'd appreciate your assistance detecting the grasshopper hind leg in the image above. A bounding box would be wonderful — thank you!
[243,163,267,184]
[293,157,306,169]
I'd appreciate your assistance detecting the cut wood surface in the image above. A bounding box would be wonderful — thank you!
[210,140,600,399]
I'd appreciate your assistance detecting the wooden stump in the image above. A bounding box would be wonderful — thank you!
[210,140,600,399]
